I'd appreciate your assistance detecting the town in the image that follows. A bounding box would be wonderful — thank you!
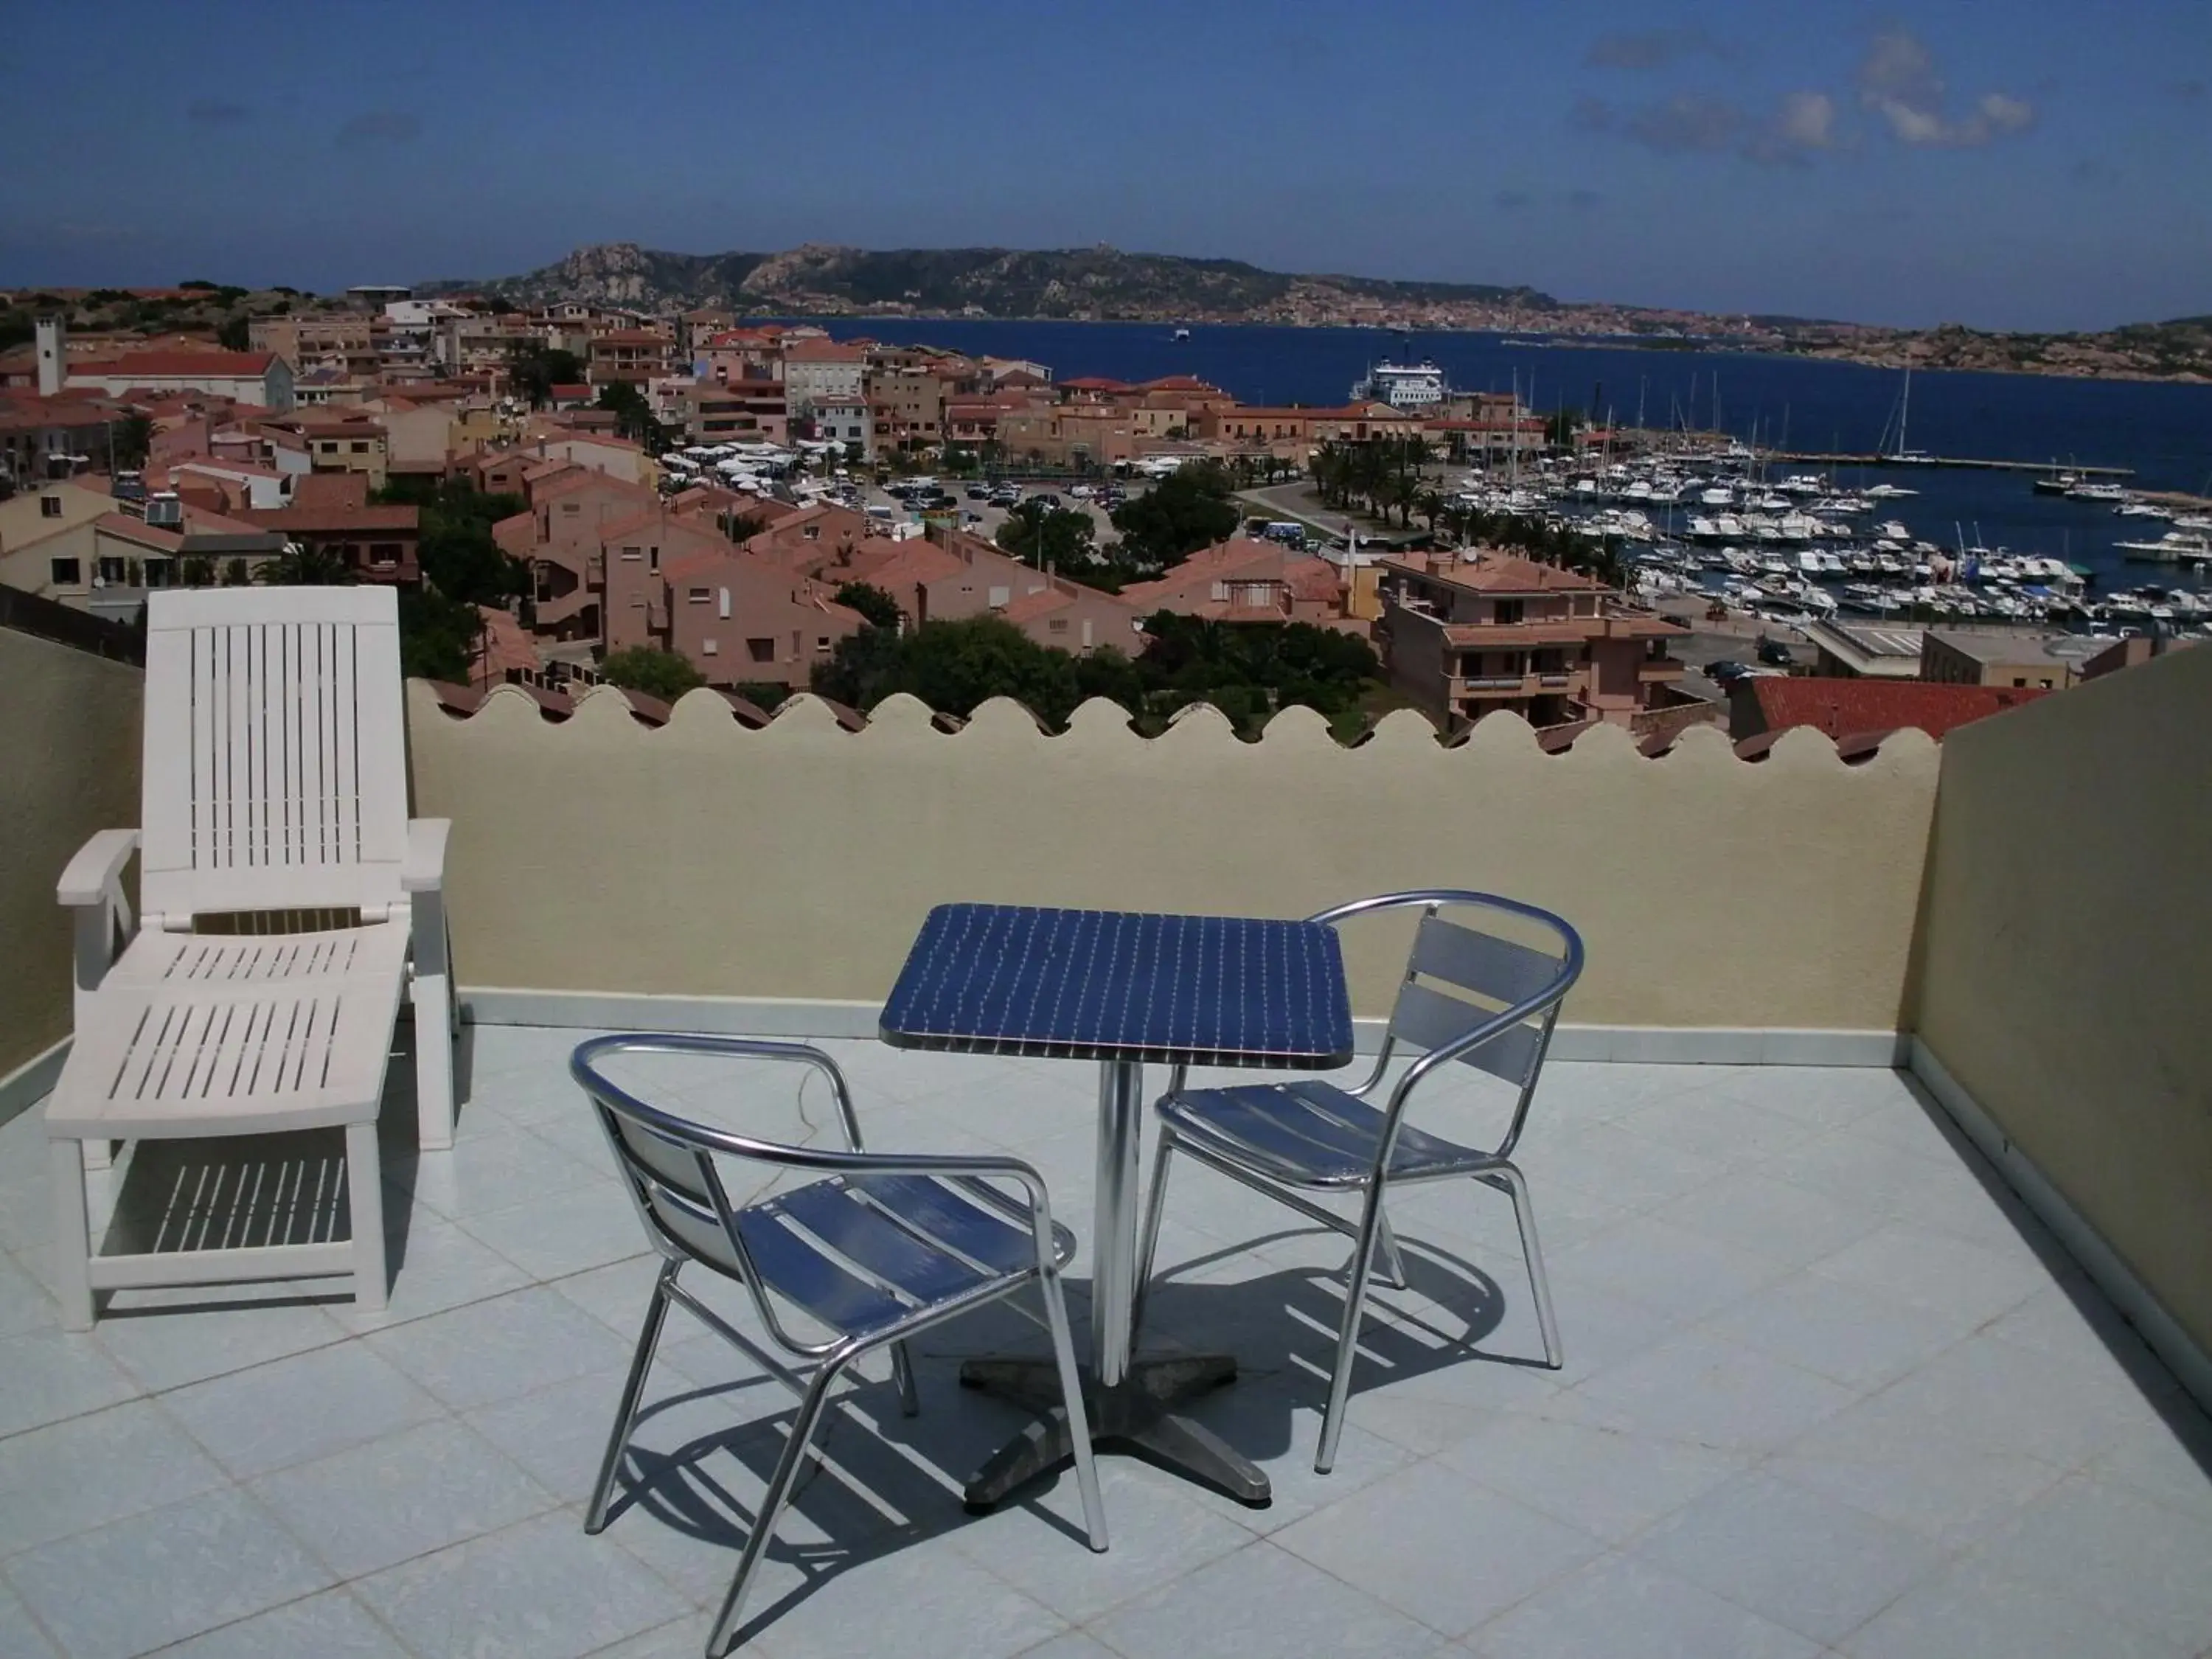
[4,284,2182,751]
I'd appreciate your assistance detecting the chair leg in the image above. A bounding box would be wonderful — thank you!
[1356,1206,1409,1291]
[411,971,456,1152]
[707,1355,849,1656]
[890,1339,919,1418]
[1128,1129,1178,1341]
[1495,1163,1563,1370]
[585,1261,678,1534]
[50,1139,94,1332]
[1041,1268,1109,1553]
[1317,1186,1388,1475]
[346,1122,388,1315]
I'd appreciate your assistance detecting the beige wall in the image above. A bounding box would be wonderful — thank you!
[1913,644,2212,1357]
[406,683,1938,1029]
[0,630,142,1078]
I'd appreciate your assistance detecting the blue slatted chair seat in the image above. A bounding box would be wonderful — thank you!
[1161,1078,1494,1187]
[715,1174,1076,1338]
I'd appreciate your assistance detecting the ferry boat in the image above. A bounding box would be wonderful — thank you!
[1351,360,1450,411]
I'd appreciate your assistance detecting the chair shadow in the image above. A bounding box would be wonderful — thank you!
[586,1226,1531,1646]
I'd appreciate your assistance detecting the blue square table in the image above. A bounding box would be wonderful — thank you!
[882,902,1354,1506]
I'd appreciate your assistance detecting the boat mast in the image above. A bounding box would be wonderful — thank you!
[1897,366,1911,460]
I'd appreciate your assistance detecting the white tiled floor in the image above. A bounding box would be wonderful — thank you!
[3,1026,2211,1658]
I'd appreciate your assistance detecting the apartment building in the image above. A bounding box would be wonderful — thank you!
[585,329,681,386]
[276,409,390,488]
[684,379,787,444]
[248,313,380,379]
[66,349,295,412]
[1920,628,2101,691]
[661,552,868,689]
[1377,549,1686,730]
[781,338,867,414]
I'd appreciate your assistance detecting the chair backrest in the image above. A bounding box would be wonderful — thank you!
[1382,900,1579,1090]
[139,587,408,922]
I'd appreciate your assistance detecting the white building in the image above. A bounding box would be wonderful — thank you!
[68,349,295,412]
[780,340,867,416]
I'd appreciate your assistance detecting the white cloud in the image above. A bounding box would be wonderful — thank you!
[1777,91,1837,150]
[1857,28,2037,147]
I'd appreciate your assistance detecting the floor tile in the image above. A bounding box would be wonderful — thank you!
[252,1417,557,1578]
[400,1121,604,1220]
[1630,1470,1944,1644]
[0,1251,55,1339]
[1273,1457,1604,1635]
[1770,1384,2070,1546]
[467,1361,707,1503]
[91,1286,347,1394]
[0,1582,60,1658]
[1860,1331,2171,1470]
[4,1487,333,1659]
[1842,1550,2187,1659]
[1563,1330,1857,1453]
[1470,1552,1822,1659]
[1177,1375,1420,1537]
[0,1325,142,1440]
[332,1214,535,1330]
[459,1178,650,1281]
[364,1284,633,1411]
[1964,1473,2212,1652]
[1806,1222,2048,1326]
[353,1509,679,1659]
[1646,1169,1884,1273]
[2091,1402,2212,1524]
[1549,1217,1792,1324]
[147,1587,411,1658]
[726,1531,1068,1659]
[1699,1270,1976,1391]
[947,1456,1251,1624]
[163,1338,445,1479]
[1441,1413,1750,1545]
[0,1397,227,1558]
[1089,1538,1440,1659]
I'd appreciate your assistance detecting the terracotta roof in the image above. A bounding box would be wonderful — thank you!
[1001,587,1073,623]
[1387,552,1608,593]
[235,504,420,534]
[288,472,369,511]
[1059,377,1130,393]
[69,352,279,379]
[1741,677,2051,742]
[784,339,866,363]
[92,512,184,553]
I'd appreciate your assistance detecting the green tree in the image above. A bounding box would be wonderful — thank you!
[832,581,904,631]
[813,615,1081,725]
[601,646,706,700]
[222,557,250,585]
[215,315,251,352]
[111,413,153,470]
[596,381,669,451]
[1109,462,1239,569]
[507,343,585,408]
[178,555,215,588]
[254,543,355,585]
[995,500,1096,569]
[396,590,483,681]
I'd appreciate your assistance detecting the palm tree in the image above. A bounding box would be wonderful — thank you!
[254,542,355,585]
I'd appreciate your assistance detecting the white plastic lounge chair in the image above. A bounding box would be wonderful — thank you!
[45,585,453,1327]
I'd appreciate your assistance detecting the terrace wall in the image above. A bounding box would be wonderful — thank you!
[1913,642,2212,1363]
[405,683,1940,1034]
[0,629,141,1082]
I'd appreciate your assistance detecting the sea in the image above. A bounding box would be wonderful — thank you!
[799,318,2212,594]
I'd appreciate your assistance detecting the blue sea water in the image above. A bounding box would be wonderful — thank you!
[804,318,2212,591]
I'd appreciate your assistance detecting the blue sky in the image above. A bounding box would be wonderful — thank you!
[1,0,2205,330]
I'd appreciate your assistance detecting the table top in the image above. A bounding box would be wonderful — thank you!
[880,903,1354,1068]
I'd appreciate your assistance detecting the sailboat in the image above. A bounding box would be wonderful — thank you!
[1887,366,1935,465]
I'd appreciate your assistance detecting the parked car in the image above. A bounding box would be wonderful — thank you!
[1707,659,1753,684]
[1756,638,1795,667]
[967,487,989,501]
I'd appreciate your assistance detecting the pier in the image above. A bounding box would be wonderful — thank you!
[1767,451,2135,478]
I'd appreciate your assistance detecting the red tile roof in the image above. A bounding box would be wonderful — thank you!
[1743,677,2051,742]
[235,504,420,534]
[70,351,279,379]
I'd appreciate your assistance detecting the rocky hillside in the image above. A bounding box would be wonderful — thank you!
[425,241,1560,324]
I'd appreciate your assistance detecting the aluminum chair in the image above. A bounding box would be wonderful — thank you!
[571,1034,1107,1656]
[1132,890,1583,1474]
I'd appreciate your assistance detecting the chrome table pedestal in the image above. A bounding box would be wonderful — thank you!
[959,1059,1266,1507]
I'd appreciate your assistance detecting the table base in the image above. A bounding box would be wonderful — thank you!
[959,1354,1270,1508]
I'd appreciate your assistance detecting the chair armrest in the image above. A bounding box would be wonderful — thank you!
[58,830,139,908]
[403,818,451,893]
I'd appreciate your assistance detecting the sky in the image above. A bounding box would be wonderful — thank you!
[1,0,2207,332]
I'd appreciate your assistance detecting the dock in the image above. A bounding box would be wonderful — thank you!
[1767,451,2135,478]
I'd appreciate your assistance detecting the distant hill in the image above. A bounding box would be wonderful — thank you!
[415,241,2206,382]
[422,241,1563,324]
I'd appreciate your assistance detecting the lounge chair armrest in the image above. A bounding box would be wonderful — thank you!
[58,830,139,908]
[403,818,450,893]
